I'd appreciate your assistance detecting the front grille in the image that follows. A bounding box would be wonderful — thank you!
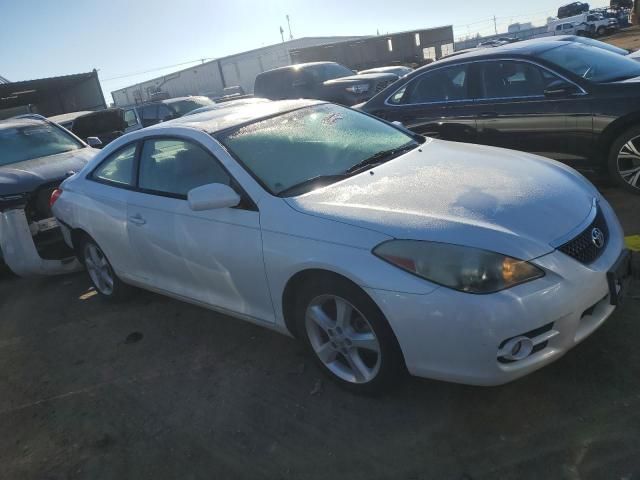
[558,208,608,264]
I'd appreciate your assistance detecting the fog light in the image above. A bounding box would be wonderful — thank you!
[501,336,534,361]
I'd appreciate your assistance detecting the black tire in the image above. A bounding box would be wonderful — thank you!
[607,126,640,195]
[79,236,133,301]
[294,275,405,394]
[597,26,606,37]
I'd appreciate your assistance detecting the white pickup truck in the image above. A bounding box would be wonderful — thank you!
[548,12,618,37]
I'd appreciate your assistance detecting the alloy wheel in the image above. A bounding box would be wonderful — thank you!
[305,295,382,384]
[617,137,640,191]
[84,243,114,295]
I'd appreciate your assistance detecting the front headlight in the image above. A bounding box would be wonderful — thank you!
[345,84,370,94]
[373,240,544,294]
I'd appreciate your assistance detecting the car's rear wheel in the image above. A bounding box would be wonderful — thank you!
[81,238,132,300]
[608,126,640,194]
[295,276,404,394]
[597,26,606,36]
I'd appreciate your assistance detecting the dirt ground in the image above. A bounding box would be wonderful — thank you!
[1,179,639,480]
[603,25,640,51]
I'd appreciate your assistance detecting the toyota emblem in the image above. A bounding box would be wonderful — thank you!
[591,227,605,249]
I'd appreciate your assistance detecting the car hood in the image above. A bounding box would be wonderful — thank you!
[0,147,96,196]
[323,73,398,86]
[285,139,598,260]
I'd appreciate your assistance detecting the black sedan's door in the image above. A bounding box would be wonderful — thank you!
[474,60,593,166]
[371,63,479,143]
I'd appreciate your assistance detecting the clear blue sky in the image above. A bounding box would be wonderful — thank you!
[1,0,608,101]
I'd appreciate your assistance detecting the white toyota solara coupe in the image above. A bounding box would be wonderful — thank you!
[51,99,633,393]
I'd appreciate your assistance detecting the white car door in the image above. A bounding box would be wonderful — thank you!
[81,142,142,277]
[125,135,275,323]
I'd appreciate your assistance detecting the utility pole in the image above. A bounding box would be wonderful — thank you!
[493,15,498,35]
[286,14,293,40]
[280,26,285,43]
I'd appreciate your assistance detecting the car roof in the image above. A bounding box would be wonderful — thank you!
[430,38,569,65]
[150,99,323,134]
[163,96,211,104]
[0,116,48,130]
[48,111,94,123]
[258,62,340,74]
[361,66,409,72]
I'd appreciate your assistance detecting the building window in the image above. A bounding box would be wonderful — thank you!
[387,39,393,52]
[422,47,436,61]
[441,43,454,57]
[415,33,421,46]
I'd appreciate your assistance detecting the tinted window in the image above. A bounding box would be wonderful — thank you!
[157,104,175,121]
[140,104,158,127]
[479,61,562,99]
[307,63,353,82]
[218,104,417,196]
[0,119,83,166]
[165,98,213,116]
[138,138,230,197]
[92,144,137,186]
[538,42,640,82]
[124,109,138,127]
[391,64,468,104]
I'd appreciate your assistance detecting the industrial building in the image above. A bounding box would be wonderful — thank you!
[0,70,106,120]
[288,26,454,70]
[110,36,363,107]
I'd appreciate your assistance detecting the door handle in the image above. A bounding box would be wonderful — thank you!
[128,214,146,225]
[479,112,498,119]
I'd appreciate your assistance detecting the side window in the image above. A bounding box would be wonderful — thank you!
[140,104,158,127]
[124,109,138,128]
[91,144,137,186]
[479,61,563,99]
[556,24,563,31]
[138,138,231,197]
[391,64,469,105]
[157,104,175,122]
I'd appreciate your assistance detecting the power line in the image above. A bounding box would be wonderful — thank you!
[101,58,214,83]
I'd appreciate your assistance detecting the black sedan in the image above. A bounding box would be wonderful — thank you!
[359,39,640,194]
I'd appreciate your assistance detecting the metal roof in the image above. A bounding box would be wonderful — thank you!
[0,71,97,110]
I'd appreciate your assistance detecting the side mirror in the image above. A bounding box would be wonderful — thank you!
[188,183,241,211]
[86,136,103,148]
[544,81,580,98]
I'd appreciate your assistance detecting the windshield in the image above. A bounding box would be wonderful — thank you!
[311,63,355,82]
[537,42,640,82]
[218,104,418,196]
[0,119,83,166]
[168,98,214,116]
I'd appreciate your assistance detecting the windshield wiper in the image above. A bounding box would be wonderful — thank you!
[344,142,418,175]
[277,174,349,197]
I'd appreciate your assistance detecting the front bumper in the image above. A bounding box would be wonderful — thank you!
[366,201,628,386]
[0,208,81,277]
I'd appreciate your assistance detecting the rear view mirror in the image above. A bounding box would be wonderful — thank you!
[86,136,103,148]
[544,81,580,98]
[188,183,241,211]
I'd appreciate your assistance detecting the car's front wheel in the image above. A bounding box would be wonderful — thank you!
[295,276,405,394]
[608,126,640,194]
[81,238,132,300]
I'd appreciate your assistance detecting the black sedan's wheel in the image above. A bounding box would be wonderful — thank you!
[608,126,640,194]
[295,276,405,394]
[81,237,132,301]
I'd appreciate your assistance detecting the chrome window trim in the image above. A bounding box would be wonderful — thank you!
[383,57,587,107]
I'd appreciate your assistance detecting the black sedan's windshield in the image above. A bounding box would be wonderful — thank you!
[0,119,83,167]
[218,104,420,196]
[538,42,640,82]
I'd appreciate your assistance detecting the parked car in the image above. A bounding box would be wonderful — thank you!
[359,39,640,194]
[253,62,398,106]
[52,100,632,392]
[586,13,618,36]
[358,66,414,78]
[0,115,97,276]
[558,2,590,18]
[50,108,127,148]
[123,96,215,132]
[551,21,591,36]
